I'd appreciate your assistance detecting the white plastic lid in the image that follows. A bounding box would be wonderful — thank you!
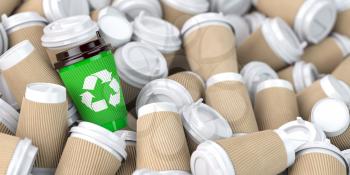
[0,75,18,110]
[255,79,294,94]
[311,98,350,137]
[133,13,181,53]
[98,14,132,48]
[262,17,305,64]
[191,141,235,175]
[41,15,99,48]
[296,141,348,170]
[1,12,48,31]
[88,0,111,10]
[240,61,278,98]
[114,130,136,142]
[31,168,55,175]
[25,83,67,104]
[335,0,350,11]
[67,106,79,127]
[320,75,350,106]
[342,149,350,166]
[294,0,337,44]
[133,169,191,175]
[138,102,178,119]
[225,14,250,46]
[0,98,19,133]
[115,42,168,88]
[112,0,162,20]
[244,12,267,33]
[43,0,90,22]
[206,72,244,88]
[210,0,251,16]
[136,79,193,113]
[70,122,127,160]
[0,40,34,71]
[0,23,8,55]
[181,99,232,143]
[161,0,209,14]
[181,13,233,37]
[293,61,319,93]
[96,6,126,20]
[6,138,38,175]
[333,33,350,57]
[275,117,327,166]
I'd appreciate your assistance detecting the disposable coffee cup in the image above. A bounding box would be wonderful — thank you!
[181,100,232,152]
[244,12,267,33]
[97,7,132,48]
[225,14,250,46]
[168,71,205,102]
[160,0,209,29]
[288,141,348,175]
[333,56,350,86]
[278,61,319,93]
[240,61,278,100]
[16,0,45,16]
[191,118,322,175]
[253,0,337,44]
[88,0,111,10]
[2,12,50,65]
[254,79,299,130]
[55,38,128,132]
[302,34,350,74]
[133,13,182,68]
[0,74,18,109]
[42,0,90,22]
[0,0,21,15]
[112,0,162,21]
[16,83,68,172]
[297,75,350,120]
[334,0,350,38]
[210,0,251,16]
[313,98,350,150]
[136,102,191,172]
[0,40,63,105]
[127,112,137,131]
[90,6,125,21]
[115,42,168,109]
[136,79,194,114]
[0,133,38,175]
[182,13,239,80]
[0,98,19,135]
[205,72,258,133]
[56,122,127,175]
[41,15,99,66]
[238,17,304,71]
[0,23,8,56]
[115,130,137,175]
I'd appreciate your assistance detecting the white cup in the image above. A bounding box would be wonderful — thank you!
[112,0,162,21]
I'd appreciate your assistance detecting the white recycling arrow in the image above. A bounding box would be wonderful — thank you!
[80,69,122,112]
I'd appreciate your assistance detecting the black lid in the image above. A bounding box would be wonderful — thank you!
[54,37,111,70]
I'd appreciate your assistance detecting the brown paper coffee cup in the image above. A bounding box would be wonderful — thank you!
[16,0,45,16]
[120,78,141,111]
[205,73,258,133]
[16,84,68,170]
[333,56,350,85]
[238,29,287,71]
[0,133,38,175]
[168,71,205,101]
[136,103,191,172]
[0,0,21,15]
[254,80,299,130]
[9,25,51,65]
[297,81,327,121]
[160,1,194,29]
[335,10,350,38]
[116,144,136,175]
[90,9,100,21]
[0,123,13,135]
[0,41,63,105]
[217,131,288,175]
[302,37,344,73]
[288,151,347,175]
[254,0,304,25]
[56,137,122,175]
[183,17,238,80]
[331,127,350,150]
[278,66,294,85]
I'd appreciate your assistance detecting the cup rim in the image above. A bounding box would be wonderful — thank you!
[0,40,33,71]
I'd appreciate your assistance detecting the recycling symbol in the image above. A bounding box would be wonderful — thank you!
[80,70,121,112]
